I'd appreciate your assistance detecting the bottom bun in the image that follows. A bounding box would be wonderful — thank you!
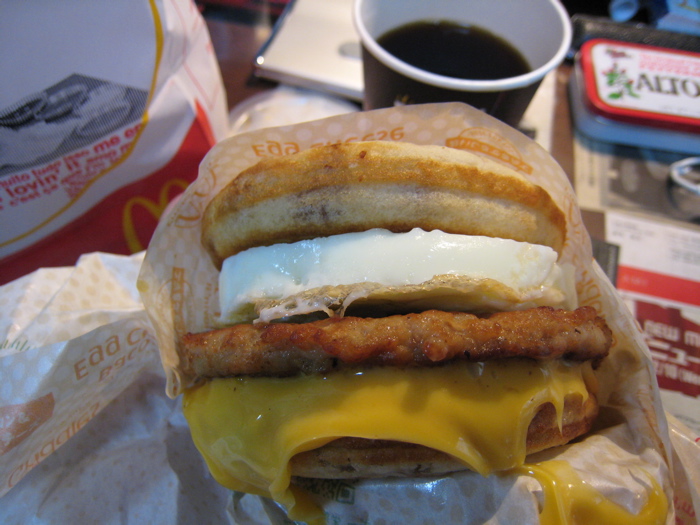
[290,393,598,479]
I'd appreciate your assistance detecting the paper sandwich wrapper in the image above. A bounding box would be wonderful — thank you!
[1,102,686,523]
[135,102,687,523]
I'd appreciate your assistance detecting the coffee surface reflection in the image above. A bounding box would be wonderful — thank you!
[376,21,531,81]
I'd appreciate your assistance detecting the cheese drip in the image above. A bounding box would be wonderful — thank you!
[516,460,669,525]
[218,228,577,324]
[183,360,594,524]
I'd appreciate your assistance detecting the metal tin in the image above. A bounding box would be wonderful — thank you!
[570,38,700,153]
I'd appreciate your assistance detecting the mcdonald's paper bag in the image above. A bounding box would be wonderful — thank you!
[0,0,228,285]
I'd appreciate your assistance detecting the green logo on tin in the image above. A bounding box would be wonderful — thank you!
[602,62,640,100]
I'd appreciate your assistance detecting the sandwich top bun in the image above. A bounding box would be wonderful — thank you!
[202,141,567,268]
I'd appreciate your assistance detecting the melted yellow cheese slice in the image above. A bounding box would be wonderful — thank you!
[183,360,594,524]
[516,460,668,525]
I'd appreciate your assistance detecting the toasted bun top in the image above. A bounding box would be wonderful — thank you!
[202,141,566,268]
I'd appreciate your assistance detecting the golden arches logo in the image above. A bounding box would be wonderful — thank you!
[122,178,189,253]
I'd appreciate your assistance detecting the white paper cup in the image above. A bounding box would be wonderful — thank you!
[353,0,572,126]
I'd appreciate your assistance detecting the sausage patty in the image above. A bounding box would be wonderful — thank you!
[180,306,612,379]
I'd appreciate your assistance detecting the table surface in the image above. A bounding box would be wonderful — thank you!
[205,10,276,110]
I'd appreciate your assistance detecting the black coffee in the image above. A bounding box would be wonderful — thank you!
[376,20,531,80]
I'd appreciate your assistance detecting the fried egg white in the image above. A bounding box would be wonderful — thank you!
[218,228,576,324]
